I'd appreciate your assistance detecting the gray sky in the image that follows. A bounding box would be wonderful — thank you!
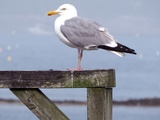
[0,0,160,36]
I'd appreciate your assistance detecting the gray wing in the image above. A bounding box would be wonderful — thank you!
[60,17,117,49]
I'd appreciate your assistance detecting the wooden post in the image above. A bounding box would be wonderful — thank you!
[0,69,116,120]
[87,88,112,120]
[10,88,69,120]
[0,70,115,88]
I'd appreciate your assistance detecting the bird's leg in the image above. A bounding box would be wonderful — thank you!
[67,49,83,71]
[77,49,83,70]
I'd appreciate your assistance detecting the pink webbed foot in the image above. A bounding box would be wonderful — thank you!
[67,67,83,71]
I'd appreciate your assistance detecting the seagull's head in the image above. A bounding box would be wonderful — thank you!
[47,4,77,17]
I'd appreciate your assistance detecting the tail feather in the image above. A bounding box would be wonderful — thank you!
[110,51,125,57]
[98,42,137,55]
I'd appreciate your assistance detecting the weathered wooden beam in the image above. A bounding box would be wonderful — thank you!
[10,88,69,120]
[0,69,115,88]
[87,88,112,120]
[1,70,116,120]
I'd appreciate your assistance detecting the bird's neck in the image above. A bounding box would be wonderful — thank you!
[55,14,77,26]
[61,13,77,20]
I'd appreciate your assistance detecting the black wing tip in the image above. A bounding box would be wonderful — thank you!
[129,50,137,55]
[98,43,137,55]
[131,50,137,55]
[116,42,137,55]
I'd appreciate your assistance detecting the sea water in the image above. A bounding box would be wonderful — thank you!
[0,104,160,120]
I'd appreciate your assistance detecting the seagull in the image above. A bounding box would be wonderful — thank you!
[47,4,136,70]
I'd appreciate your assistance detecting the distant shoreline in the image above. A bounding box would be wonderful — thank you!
[113,98,160,107]
[0,98,160,107]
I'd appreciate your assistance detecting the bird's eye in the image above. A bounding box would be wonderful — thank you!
[61,8,66,10]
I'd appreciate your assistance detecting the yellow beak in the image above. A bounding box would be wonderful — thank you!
[47,10,59,16]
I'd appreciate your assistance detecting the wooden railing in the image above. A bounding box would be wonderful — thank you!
[0,69,116,120]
